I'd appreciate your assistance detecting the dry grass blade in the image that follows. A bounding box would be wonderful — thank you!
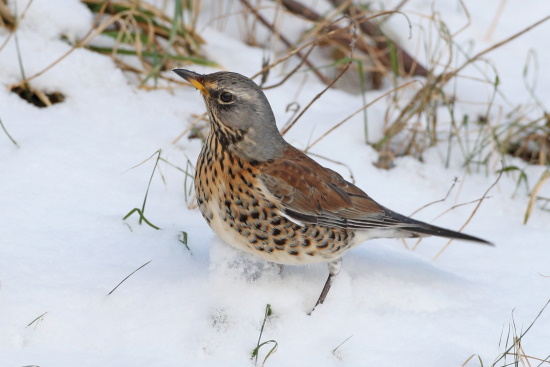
[0,0,33,53]
[376,15,550,159]
[281,55,353,136]
[107,260,152,296]
[329,0,427,77]
[27,312,48,328]
[8,1,214,90]
[8,1,108,89]
[433,168,502,260]
[524,170,550,224]
[408,177,458,217]
[240,0,330,85]
[0,114,19,147]
[306,80,419,150]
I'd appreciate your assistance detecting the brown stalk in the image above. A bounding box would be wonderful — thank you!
[278,0,392,76]
[0,0,34,53]
[261,42,316,89]
[250,11,397,85]
[8,1,110,89]
[377,15,550,151]
[305,80,419,150]
[329,0,427,76]
[239,0,331,85]
[432,169,502,260]
[280,30,358,136]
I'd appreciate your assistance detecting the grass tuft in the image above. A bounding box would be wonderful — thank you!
[80,0,217,87]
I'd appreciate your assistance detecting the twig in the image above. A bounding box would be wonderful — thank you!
[329,0,427,76]
[378,15,550,149]
[433,168,502,260]
[250,11,396,83]
[281,57,353,135]
[280,17,361,135]
[239,0,331,85]
[9,1,109,88]
[278,0,398,76]
[409,177,458,217]
[307,151,356,184]
[261,42,317,89]
[0,0,34,53]
[306,80,420,149]
[171,112,207,144]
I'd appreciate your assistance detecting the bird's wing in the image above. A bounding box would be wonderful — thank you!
[259,146,491,244]
[259,145,399,230]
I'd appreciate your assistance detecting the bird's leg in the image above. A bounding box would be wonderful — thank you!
[309,258,342,314]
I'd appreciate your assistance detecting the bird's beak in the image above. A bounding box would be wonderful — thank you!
[172,69,209,96]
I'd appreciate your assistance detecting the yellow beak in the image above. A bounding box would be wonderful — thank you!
[172,69,209,96]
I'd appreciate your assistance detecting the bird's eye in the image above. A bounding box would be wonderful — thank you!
[219,91,234,103]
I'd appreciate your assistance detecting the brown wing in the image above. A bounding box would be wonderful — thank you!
[259,145,396,229]
[259,145,492,245]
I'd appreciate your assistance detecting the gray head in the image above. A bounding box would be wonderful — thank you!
[173,69,287,162]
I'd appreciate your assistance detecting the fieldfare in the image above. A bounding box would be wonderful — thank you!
[173,69,492,311]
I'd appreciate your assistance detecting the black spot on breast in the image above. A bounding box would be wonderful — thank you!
[317,240,329,249]
[255,233,268,241]
[288,250,299,256]
[272,228,281,236]
[270,217,281,226]
[238,214,248,222]
[302,238,311,247]
[250,211,260,219]
[274,238,287,246]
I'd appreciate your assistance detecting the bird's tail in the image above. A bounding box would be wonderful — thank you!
[385,208,493,245]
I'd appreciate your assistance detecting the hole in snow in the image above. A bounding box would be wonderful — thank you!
[10,85,65,108]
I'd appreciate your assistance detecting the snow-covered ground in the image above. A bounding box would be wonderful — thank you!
[1,1,549,366]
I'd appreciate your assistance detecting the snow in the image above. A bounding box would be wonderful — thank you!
[1,0,549,366]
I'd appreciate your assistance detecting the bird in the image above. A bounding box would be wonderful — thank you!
[172,69,492,311]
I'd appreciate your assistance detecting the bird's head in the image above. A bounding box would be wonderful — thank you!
[173,69,286,162]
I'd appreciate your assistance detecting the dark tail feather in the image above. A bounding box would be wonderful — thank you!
[386,209,493,246]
